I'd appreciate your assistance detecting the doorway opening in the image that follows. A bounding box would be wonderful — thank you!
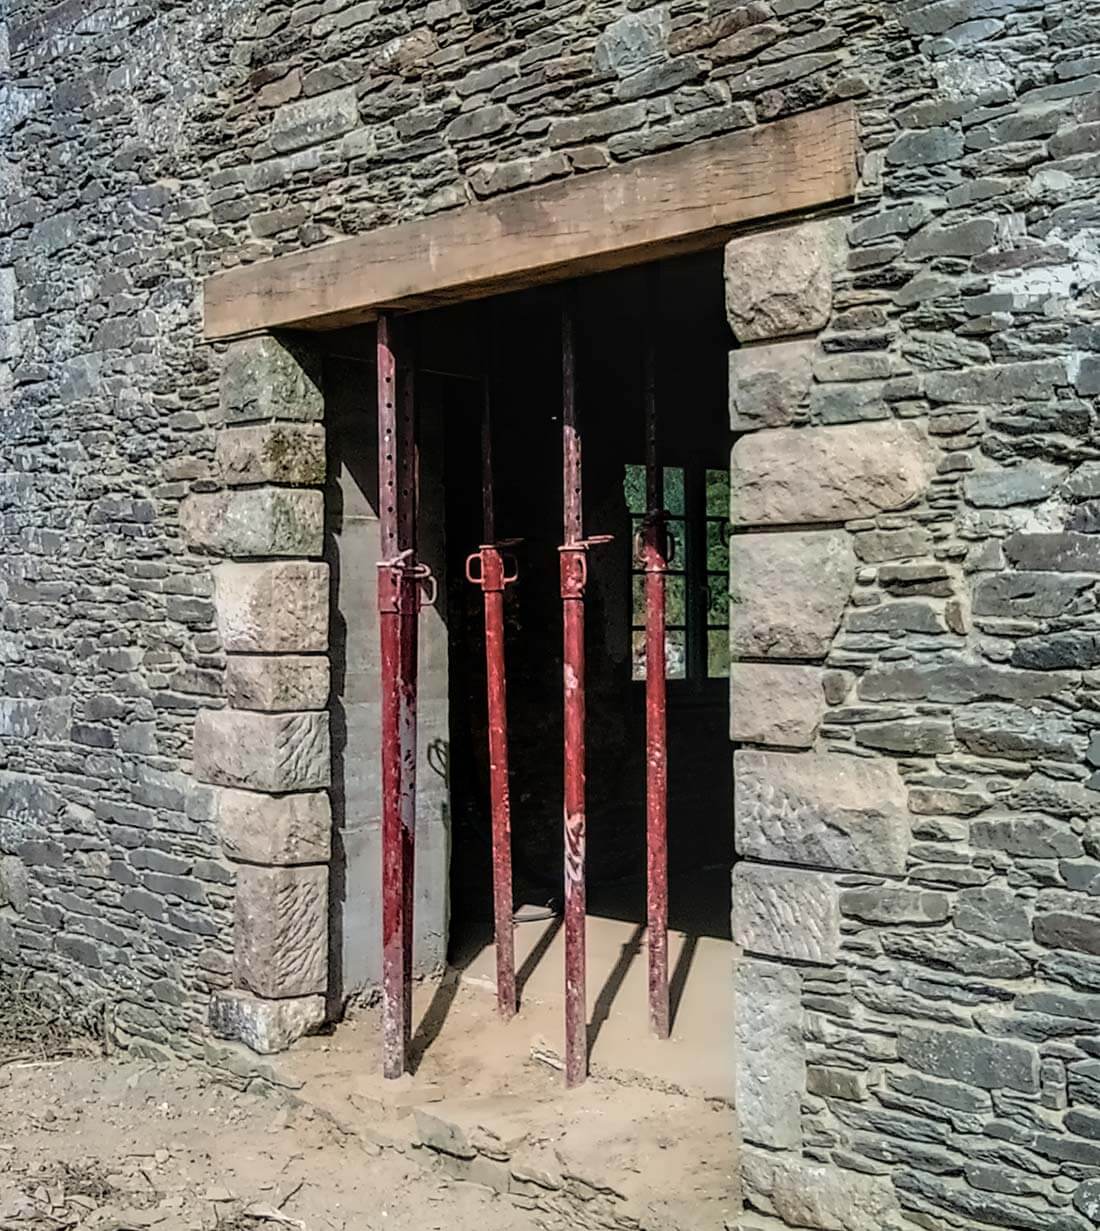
[321,250,734,1099]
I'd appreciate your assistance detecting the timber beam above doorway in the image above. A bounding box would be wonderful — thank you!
[202,102,857,340]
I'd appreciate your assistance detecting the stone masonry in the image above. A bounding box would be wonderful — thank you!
[2,0,1100,1227]
[723,49,1100,1228]
[187,336,331,1053]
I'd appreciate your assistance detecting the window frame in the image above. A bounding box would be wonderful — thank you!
[626,460,728,689]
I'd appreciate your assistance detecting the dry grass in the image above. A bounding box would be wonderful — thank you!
[23,1159,120,1204]
[5,1159,155,1231]
[0,968,105,1065]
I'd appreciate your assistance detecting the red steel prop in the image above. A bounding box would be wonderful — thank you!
[377,314,434,1079]
[640,292,670,1041]
[465,374,519,1019]
[559,301,611,1087]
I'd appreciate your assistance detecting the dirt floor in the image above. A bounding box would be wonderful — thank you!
[0,937,735,1231]
[282,975,735,1230]
[455,866,734,1101]
[0,1050,545,1231]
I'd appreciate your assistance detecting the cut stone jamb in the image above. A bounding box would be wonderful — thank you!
[725,218,934,1229]
[188,334,331,1054]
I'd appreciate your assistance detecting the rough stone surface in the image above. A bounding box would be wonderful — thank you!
[898,1024,1039,1095]
[972,572,1094,619]
[729,340,815,431]
[963,462,1067,509]
[742,1149,899,1231]
[0,855,30,914]
[736,750,910,873]
[216,424,326,487]
[926,359,1066,407]
[954,704,1085,762]
[209,989,325,1054]
[973,815,1082,860]
[234,865,328,998]
[806,1065,867,1102]
[271,89,359,156]
[1075,1180,1100,1221]
[730,422,935,526]
[225,656,330,712]
[859,657,1074,704]
[220,336,323,424]
[900,1174,1094,1231]
[840,886,950,925]
[214,562,329,653]
[1005,533,1100,573]
[180,489,324,558]
[1035,912,1100,958]
[955,885,1031,942]
[735,959,803,1149]
[193,710,330,793]
[732,864,840,965]
[215,788,331,866]
[730,531,855,659]
[729,664,826,748]
[725,221,839,342]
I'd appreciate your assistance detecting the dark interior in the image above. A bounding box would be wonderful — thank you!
[426,254,734,948]
[319,251,733,1005]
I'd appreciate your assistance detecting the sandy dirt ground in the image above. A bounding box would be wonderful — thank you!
[0,1051,546,1231]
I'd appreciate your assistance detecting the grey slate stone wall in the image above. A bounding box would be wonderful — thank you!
[2,0,1100,1225]
[718,0,1100,1221]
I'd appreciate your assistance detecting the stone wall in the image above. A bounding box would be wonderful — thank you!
[185,335,333,1053]
[0,0,242,1060]
[3,0,1100,1224]
[724,24,1100,1225]
[0,0,885,1064]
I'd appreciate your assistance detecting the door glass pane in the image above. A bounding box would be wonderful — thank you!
[624,464,685,516]
[666,575,686,626]
[708,630,730,679]
[666,516,686,568]
[706,520,728,571]
[664,467,685,516]
[667,629,687,679]
[631,575,646,624]
[706,468,729,517]
[707,576,728,623]
[634,514,685,566]
[632,628,688,680]
[624,464,645,515]
[634,575,687,627]
[630,515,644,566]
[632,629,646,681]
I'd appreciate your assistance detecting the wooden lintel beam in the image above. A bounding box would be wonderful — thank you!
[202,103,857,339]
